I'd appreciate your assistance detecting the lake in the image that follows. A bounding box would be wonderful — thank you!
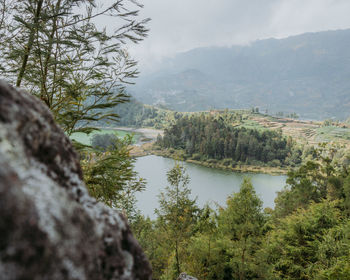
[134,155,287,219]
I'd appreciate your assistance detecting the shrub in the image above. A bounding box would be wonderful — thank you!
[222,158,232,166]
[91,133,119,151]
[207,159,218,164]
[268,159,281,167]
[191,153,202,161]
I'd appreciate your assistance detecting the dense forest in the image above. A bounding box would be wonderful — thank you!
[156,114,302,167]
[131,155,350,280]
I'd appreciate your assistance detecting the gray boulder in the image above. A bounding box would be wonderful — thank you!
[0,81,152,280]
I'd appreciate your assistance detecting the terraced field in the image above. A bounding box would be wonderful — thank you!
[247,115,350,146]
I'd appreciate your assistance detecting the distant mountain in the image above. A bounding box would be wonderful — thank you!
[130,29,350,120]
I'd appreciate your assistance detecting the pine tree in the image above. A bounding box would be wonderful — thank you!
[218,178,265,280]
[155,163,199,278]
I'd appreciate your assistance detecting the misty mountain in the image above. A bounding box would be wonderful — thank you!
[130,29,350,120]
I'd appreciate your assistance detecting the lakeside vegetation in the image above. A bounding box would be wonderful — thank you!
[70,98,350,176]
[111,100,350,174]
[131,155,350,280]
[149,148,289,175]
[156,114,302,169]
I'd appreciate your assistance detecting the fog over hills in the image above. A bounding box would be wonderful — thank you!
[130,29,350,120]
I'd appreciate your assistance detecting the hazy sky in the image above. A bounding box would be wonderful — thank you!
[120,0,350,71]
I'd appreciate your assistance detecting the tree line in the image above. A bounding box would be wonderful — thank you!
[157,114,302,167]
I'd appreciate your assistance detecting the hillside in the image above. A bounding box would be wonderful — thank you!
[130,29,350,120]
[112,100,350,146]
[108,101,350,168]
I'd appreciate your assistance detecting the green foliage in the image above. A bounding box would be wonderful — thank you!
[263,200,343,279]
[217,178,265,280]
[131,216,171,280]
[91,133,119,152]
[313,220,350,279]
[70,129,137,146]
[157,114,300,166]
[323,119,334,127]
[316,126,350,142]
[81,135,145,220]
[155,163,199,279]
[0,0,149,135]
[343,175,350,214]
[133,155,350,280]
[181,205,219,279]
[0,0,151,220]
[274,156,338,219]
[260,158,350,279]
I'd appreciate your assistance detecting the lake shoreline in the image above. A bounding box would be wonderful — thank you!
[73,126,289,175]
[131,143,289,175]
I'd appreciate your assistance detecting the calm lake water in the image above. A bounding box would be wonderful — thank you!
[135,155,287,219]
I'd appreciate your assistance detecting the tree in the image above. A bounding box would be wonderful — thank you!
[274,156,337,219]
[218,178,265,280]
[81,135,145,215]
[181,205,222,280]
[91,133,119,152]
[0,0,149,135]
[343,174,350,215]
[131,215,171,280]
[263,200,342,279]
[0,0,150,214]
[155,163,199,279]
[158,114,297,166]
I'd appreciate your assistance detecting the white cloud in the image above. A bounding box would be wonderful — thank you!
[121,0,350,72]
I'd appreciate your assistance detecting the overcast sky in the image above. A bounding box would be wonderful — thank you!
[122,0,350,72]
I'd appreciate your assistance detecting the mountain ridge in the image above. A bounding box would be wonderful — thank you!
[130,28,350,120]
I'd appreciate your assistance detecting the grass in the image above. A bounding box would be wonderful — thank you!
[70,129,140,146]
[238,119,265,131]
[315,126,350,142]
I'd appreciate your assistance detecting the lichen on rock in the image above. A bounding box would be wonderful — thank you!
[0,81,152,280]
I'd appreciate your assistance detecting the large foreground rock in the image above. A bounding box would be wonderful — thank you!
[0,82,152,280]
